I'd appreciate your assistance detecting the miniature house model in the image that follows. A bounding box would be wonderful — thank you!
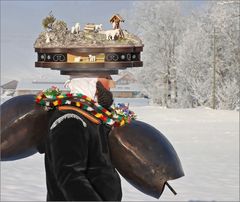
[110,14,125,29]
[34,14,143,77]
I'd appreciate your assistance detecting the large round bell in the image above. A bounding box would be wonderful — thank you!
[0,94,50,160]
[109,120,184,198]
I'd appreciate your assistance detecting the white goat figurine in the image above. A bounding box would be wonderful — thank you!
[94,24,103,32]
[104,29,120,40]
[88,55,96,62]
[71,23,81,34]
[45,33,51,43]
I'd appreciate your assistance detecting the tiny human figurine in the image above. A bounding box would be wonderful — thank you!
[41,76,122,201]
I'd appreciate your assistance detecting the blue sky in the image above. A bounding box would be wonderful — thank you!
[0,0,206,84]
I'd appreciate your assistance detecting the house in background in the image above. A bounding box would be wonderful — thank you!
[111,72,143,98]
[0,80,18,96]
[15,80,67,96]
[11,72,143,98]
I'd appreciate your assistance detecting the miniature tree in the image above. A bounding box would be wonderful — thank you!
[52,20,68,32]
[42,12,56,30]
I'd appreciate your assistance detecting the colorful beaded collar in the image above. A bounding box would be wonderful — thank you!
[35,86,136,127]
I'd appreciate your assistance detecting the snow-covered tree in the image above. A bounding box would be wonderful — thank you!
[209,1,240,109]
[176,0,239,109]
[128,0,239,109]
[129,1,184,107]
[176,15,213,108]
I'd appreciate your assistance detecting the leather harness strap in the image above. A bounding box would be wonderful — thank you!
[58,105,101,125]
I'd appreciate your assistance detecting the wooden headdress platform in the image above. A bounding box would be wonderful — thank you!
[34,14,143,76]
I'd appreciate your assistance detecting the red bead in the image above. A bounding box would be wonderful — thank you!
[102,116,107,122]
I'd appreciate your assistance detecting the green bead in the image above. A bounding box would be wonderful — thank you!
[40,100,45,105]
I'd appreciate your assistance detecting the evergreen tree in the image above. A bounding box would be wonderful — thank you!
[42,12,56,30]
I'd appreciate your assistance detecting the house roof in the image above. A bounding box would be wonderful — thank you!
[110,14,124,23]
[15,76,142,93]
[118,74,137,82]
[111,75,122,81]
[1,80,18,90]
[113,71,137,83]
[16,80,66,91]
[111,83,142,92]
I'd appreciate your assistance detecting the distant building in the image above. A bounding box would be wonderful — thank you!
[0,80,18,96]
[15,80,67,96]
[14,73,143,99]
[111,72,143,98]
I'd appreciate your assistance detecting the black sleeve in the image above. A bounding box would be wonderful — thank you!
[49,117,102,201]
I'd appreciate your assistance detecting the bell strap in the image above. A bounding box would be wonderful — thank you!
[58,105,101,125]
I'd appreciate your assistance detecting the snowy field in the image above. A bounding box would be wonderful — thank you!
[0,98,239,201]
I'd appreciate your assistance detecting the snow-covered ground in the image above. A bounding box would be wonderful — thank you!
[1,98,239,201]
[0,95,13,105]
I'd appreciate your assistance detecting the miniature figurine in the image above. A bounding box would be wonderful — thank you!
[45,33,51,43]
[88,54,96,62]
[103,29,120,40]
[71,22,81,34]
[94,24,103,32]
[84,23,96,32]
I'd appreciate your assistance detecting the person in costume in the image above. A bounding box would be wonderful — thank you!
[39,76,122,201]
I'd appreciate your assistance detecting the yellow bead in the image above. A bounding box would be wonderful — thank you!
[53,100,58,106]
[106,111,111,116]
[120,120,125,126]
[86,97,91,101]
[95,113,102,118]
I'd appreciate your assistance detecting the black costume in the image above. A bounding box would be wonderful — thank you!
[43,107,122,201]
